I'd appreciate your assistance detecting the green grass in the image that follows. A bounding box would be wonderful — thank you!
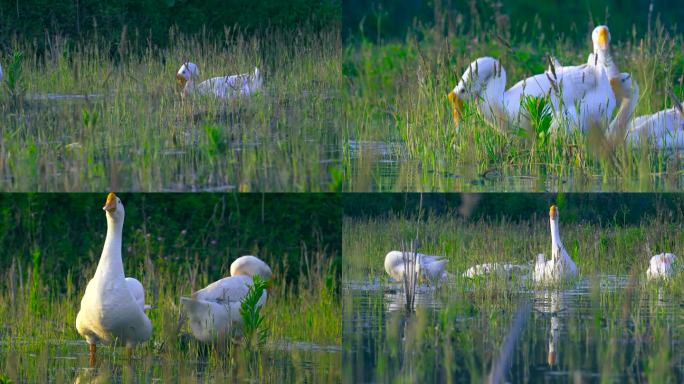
[0,27,341,191]
[343,5,684,192]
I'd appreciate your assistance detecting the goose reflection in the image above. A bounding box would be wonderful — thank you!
[534,290,567,367]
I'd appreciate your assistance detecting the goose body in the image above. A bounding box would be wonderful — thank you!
[463,262,520,279]
[551,26,638,137]
[545,57,616,132]
[384,251,447,285]
[181,255,272,342]
[76,193,152,363]
[176,62,262,99]
[533,205,578,285]
[646,253,676,280]
[627,104,684,148]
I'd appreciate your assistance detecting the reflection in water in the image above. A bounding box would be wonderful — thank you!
[534,290,566,367]
[0,339,340,383]
[344,275,684,382]
[346,139,684,192]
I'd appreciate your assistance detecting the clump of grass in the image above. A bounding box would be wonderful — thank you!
[240,275,269,348]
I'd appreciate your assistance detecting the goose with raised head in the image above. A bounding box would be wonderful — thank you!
[533,205,578,285]
[180,255,272,342]
[76,193,152,365]
[176,62,262,99]
[384,250,447,285]
[550,25,638,137]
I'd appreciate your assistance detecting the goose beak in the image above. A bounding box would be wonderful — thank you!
[176,74,187,88]
[448,91,465,125]
[548,350,556,366]
[103,192,117,212]
[549,205,558,219]
[597,27,608,50]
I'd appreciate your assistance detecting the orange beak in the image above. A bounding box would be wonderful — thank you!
[448,91,465,125]
[176,74,187,88]
[548,350,556,366]
[597,27,608,49]
[103,192,117,212]
[549,205,558,219]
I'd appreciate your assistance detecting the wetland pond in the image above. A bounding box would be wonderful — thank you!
[343,275,684,383]
[0,337,341,383]
[345,140,684,192]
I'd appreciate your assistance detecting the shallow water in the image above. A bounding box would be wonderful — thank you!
[346,140,684,192]
[0,337,341,383]
[343,275,684,383]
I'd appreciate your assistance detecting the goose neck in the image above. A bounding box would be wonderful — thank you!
[550,217,563,251]
[96,215,125,278]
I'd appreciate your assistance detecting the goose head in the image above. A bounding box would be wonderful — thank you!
[549,204,559,221]
[592,25,611,53]
[448,57,506,125]
[102,192,125,221]
[176,62,199,88]
[230,255,272,281]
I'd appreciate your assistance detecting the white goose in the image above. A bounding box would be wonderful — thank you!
[448,57,555,131]
[544,53,616,132]
[533,205,578,285]
[180,255,272,342]
[384,251,447,285]
[176,62,262,99]
[76,193,152,365]
[627,101,684,149]
[462,262,520,279]
[449,54,616,133]
[646,253,676,280]
[551,25,639,136]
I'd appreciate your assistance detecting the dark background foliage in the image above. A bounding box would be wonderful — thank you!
[0,0,340,51]
[344,193,684,225]
[343,0,683,43]
[0,193,341,291]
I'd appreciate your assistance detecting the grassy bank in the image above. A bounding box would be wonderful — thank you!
[343,5,684,191]
[0,27,341,191]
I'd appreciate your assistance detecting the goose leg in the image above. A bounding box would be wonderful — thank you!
[88,343,96,367]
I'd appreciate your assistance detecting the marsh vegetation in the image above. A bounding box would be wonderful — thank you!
[0,28,341,191]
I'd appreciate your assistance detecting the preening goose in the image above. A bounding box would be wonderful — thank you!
[180,255,272,342]
[646,253,676,280]
[75,193,152,366]
[627,100,684,149]
[533,205,578,285]
[176,62,262,99]
[384,250,448,285]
